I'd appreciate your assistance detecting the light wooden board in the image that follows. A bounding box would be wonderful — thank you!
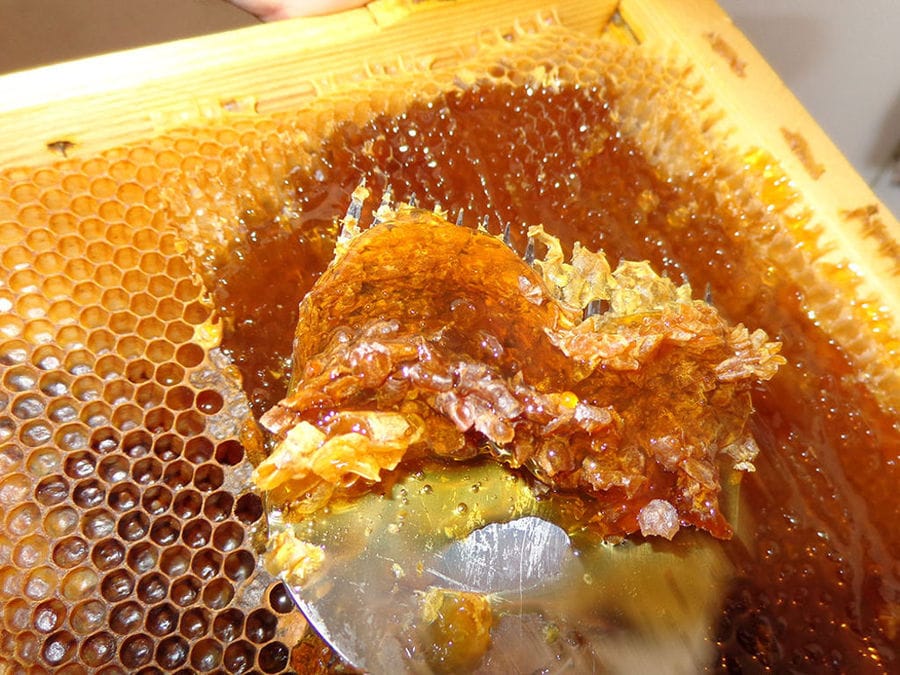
[0,0,617,169]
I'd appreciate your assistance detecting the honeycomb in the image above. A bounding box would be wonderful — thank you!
[1,8,898,675]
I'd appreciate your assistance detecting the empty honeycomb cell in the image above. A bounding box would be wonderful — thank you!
[52,536,89,568]
[184,437,213,464]
[191,548,222,580]
[164,386,194,412]
[23,319,58,345]
[258,641,289,673]
[26,447,61,477]
[33,599,67,633]
[173,489,203,519]
[136,381,165,410]
[182,519,212,549]
[103,380,134,406]
[212,522,244,553]
[34,252,67,279]
[0,564,21,598]
[182,301,211,327]
[42,505,78,538]
[48,299,80,325]
[155,362,185,387]
[80,631,116,667]
[130,293,156,318]
[91,538,125,571]
[117,510,150,541]
[210,438,244,466]
[13,533,49,568]
[147,602,179,637]
[4,501,40,537]
[3,244,35,271]
[157,634,190,669]
[193,463,224,492]
[201,578,233,610]
[71,375,103,403]
[112,403,143,431]
[142,484,173,516]
[3,365,37,392]
[82,509,116,545]
[0,337,27,366]
[133,229,161,252]
[123,358,154,384]
[61,567,99,603]
[144,406,175,434]
[149,515,181,547]
[147,338,175,364]
[12,392,45,419]
[42,629,77,666]
[81,401,113,428]
[173,278,201,303]
[152,434,182,463]
[124,542,157,577]
[197,390,224,417]
[24,566,57,600]
[109,600,143,635]
[136,316,165,340]
[203,491,234,522]
[97,454,129,484]
[0,313,25,340]
[78,306,109,330]
[268,582,294,614]
[160,545,191,577]
[116,336,147,360]
[52,327,87,355]
[213,608,245,645]
[101,568,135,603]
[95,354,125,381]
[70,598,106,636]
[108,483,140,512]
[1,474,32,508]
[245,608,277,645]
[223,550,255,584]
[109,312,138,336]
[32,344,64,370]
[156,298,185,323]
[136,571,169,605]
[54,423,88,452]
[112,246,141,271]
[63,348,95,376]
[170,574,202,607]
[16,293,50,321]
[74,480,107,510]
[47,400,78,425]
[191,637,223,672]
[120,633,154,668]
[3,597,30,632]
[14,630,39,662]
[64,451,96,479]
[147,274,174,298]
[164,320,194,345]
[131,457,162,485]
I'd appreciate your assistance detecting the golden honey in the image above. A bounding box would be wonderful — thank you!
[0,13,897,675]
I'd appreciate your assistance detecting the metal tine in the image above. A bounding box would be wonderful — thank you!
[502,222,512,247]
[704,283,713,304]
[479,214,489,232]
[346,178,366,221]
[455,209,465,226]
[408,192,418,208]
[373,183,393,224]
[523,235,536,265]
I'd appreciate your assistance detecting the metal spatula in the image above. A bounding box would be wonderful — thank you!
[268,457,740,673]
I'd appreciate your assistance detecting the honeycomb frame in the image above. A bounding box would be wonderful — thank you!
[1,0,898,672]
